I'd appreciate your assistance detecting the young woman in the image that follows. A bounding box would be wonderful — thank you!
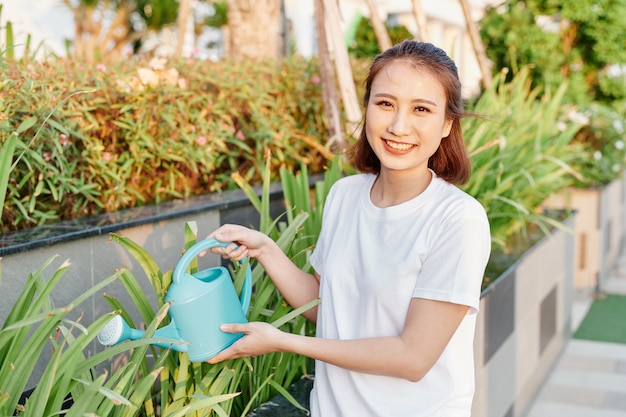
[207,40,491,417]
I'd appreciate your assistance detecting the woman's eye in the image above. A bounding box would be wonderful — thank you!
[375,100,393,107]
[415,106,429,112]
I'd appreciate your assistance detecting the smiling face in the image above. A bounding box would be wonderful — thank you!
[365,61,453,179]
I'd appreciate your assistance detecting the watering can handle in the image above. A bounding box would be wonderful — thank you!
[172,238,252,314]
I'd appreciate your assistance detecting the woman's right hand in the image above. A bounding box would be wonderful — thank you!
[207,224,273,262]
[209,224,320,323]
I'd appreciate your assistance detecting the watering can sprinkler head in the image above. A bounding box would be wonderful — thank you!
[97,314,188,352]
[97,315,142,346]
[97,238,252,362]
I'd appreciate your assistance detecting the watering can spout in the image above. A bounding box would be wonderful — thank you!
[153,321,188,352]
[97,315,188,352]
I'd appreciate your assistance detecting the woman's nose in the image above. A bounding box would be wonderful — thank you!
[387,112,411,136]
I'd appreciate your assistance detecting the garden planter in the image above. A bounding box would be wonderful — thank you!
[0,183,288,389]
[240,215,577,417]
[0,189,587,417]
[542,177,624,292]
[472,214,575,417]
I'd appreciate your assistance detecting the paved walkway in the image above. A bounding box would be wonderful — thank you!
[525,254,626,417]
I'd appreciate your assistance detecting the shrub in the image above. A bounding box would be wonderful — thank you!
[348,15,414,59]
[568,101,626,188]
[479,0,626,187]
[0,56,332,233]
[463,68,583,249]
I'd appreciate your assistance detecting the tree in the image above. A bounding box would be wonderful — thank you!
[479,0,626,103]
[175,0,193,58]
[411,0,430,42]
[313,0,362,151]
[225,0,282,60]
[313,0,343,150]
[364,0,392,52]
[480,0,626,188]
[62,0,179,62]
[459,0,492,89]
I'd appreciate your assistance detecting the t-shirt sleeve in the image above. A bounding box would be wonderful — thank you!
[412,200,491,314]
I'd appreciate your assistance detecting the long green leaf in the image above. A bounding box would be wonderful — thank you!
[119,367,162,417]
[62,374,108,417]
[111,234,164,300]
[165,393,240,417]
[271,298,320,329]
[119,268,155,325]
[74,377,133,406]
[0,132,18,215]
[1,255,59,328]
[266,378,309,414]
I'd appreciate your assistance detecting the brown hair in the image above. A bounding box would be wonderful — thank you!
[351,40,471,185]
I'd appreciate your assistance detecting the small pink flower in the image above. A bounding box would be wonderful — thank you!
[196,136,207,146]
[102,152,112,161]
[59,134,69,146]
[97,63,107,73]
[43,152,51,162]
[236,130,245,140]
[311,75,321,84]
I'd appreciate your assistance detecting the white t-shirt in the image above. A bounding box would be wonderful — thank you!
[309,172,491,417]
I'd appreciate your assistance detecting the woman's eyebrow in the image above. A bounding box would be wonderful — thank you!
[372,92,439,107]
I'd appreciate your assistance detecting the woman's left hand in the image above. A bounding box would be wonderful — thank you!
[206,322,285,364]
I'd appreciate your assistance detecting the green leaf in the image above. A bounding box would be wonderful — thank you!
[46,118,70,135]
[267,378,309,413]
[0,133,18,215]
[111,233,164,300]
[271,298,320,329]
[16,117,37,134]
[165,393,240,417]
[75,377,133,406]
[119,268,156,325]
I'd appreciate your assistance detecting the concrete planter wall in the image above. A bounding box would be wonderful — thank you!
[249,215,577,417]
[3,180,615,416]
[472,216,575,417]
[542,177,625,292]
[0,183,287,387]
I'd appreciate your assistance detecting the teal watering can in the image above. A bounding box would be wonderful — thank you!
[97,238,252,362]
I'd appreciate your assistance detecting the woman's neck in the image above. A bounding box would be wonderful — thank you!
[370,169,432,208]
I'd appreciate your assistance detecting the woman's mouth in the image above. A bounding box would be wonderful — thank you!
[383,139,415,151]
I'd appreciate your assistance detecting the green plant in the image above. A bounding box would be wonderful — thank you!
[278,156,345,267]
[480,0,626,104]
[1,56,331,234]
[0,131,17,215]
[0,253,151,415]
[479,0,626,188]
[205,0,228,28]
[0,5,36,62]
[463,68,583,250]
[97,155,342,416]
[569,101,626,187]
[348,15,414,59]
[0,99,173,417]
[0,81,101,230]
[0,4,13,61]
